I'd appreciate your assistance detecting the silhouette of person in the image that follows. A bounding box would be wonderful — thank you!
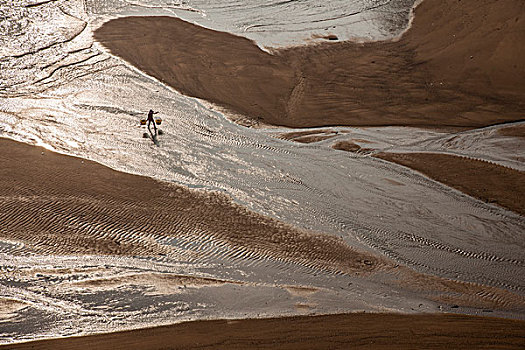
[147,109,158,133]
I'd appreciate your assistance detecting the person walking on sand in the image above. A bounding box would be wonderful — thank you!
[147,109,158,133]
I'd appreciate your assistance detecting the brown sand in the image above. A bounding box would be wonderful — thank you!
[395,265,524,311]
[2,313,524,350]
[2,138,524,311]
[0,138,386,274]
[2,139,525,346]
[498,124,525,138]
[332,140,374,154]
[332,140,362,152]
[4,2,525,345]
[285,134,336,143]
[94,0,525,129]
[279,129,338,143]
[375,152,525,215]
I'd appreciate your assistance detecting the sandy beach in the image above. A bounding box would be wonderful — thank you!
[2,0,525,348]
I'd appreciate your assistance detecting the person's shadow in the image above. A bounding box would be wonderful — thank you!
[147,125,159,146]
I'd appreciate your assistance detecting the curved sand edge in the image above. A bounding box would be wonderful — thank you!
[94,0,524,129]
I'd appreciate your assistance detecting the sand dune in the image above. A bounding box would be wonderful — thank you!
[95,0,524,129]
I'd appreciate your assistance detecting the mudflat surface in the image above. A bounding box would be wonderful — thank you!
[95,0,525,128]
[3,313,524,350]
[0,138,384,273]
[375,152,525,215]
[2,137,524,311]
[3,0,525,345]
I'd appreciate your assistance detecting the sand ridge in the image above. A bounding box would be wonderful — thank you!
[0,138,387,274]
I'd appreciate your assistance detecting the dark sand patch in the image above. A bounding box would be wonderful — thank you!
[332,140,374,154]
[279,129,331,139]
[95,0,525,129]
[289,134,336,143]
[498,124,525,138]
[3,313,524,350]
[396,267,525,311]
[279,129,338,143]
[312,33,339,41]
[374,152,525,215]
[332,140,362,152]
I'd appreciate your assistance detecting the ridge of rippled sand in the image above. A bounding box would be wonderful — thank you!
[95,0,524,129]
[2,138,524,312]
[3,313,524,350]
[0,139,382,274]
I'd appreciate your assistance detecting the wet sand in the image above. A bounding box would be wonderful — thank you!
[95,0,525,129]
[498,124,525,138]
[93,0,525,218]
[278,129,339,143]
[5,137,523,308]
[4,0,525,347]
[3,313,524,350]
[333,141,374,154]
[2,136,524,317]
[0,138,385,273]
[375,152,525,215]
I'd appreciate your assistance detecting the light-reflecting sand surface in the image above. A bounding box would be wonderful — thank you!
[1,0,524,344]
[86,0,419,48]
